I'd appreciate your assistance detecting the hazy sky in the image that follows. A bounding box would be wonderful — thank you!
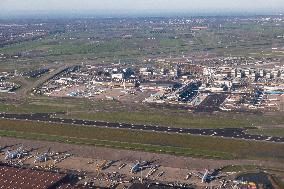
[1,0,284,14]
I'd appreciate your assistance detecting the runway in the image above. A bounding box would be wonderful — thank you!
[0,113,283,143]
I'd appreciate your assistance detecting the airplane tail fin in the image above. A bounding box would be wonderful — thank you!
[5,150,10,159]
[5,150,10,155]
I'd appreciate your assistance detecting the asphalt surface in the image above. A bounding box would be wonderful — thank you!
[0,113,283,143]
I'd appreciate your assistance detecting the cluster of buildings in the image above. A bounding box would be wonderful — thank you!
[0,72,20,93]
[0,82,20,93]
[0,21,55,49]
[212,66,284,82]
[33,58,284,113]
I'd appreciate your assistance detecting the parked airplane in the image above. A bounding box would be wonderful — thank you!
[34,148,51,163]
[5,146,28,160]
[0,145,13,153]
[195,169,222,183]
[130,161,152,173]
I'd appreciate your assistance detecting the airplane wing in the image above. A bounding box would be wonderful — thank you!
[193,172,203,178]
[140,165,153,169]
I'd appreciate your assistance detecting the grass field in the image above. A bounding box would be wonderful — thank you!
[221,164,284,174]
[65,111,248,128]
[246,128,284,137]
[0,97,93,113]
[0,130,232,160]
[64,111,284,129]
[0,32,185,61]
[0,119,283,161]
[0,96,283,129]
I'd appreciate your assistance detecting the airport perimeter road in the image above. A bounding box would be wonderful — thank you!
[0,113,283,143]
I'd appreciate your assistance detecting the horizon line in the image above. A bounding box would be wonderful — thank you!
[0,9,283,19]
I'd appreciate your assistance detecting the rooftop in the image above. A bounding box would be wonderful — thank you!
[0,165,69,189]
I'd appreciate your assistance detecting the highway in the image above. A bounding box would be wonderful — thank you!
[0,113,283,143]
